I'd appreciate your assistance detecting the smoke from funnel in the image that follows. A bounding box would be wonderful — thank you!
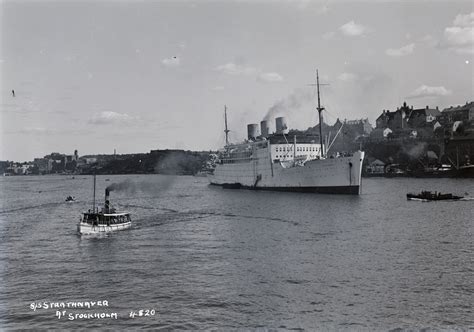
[263,88,313,122]
[106,177,175,194]
[401,142,427,159]
[105,188,110,213]
[154,152,205,175]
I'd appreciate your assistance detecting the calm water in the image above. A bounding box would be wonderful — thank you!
[0,175,472,330]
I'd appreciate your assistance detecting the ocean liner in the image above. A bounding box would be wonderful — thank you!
[208,71,365,195]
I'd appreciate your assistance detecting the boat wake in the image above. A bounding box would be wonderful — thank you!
[137,209,299,228]
[408,197,473,202]
[0,202,62,215]
[119,203,178,213]
[211,211,300,226]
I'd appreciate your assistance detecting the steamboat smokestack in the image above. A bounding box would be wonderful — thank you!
[247,123,259,140]
[260,120,269,137]
[105,188,110,214]
[275,117,288,134]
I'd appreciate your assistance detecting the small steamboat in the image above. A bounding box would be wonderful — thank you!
[407,191,464,202]
[77,176,131,235]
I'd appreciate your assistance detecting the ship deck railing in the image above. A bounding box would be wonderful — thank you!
[82,213,131,224]
[220,156,253,164]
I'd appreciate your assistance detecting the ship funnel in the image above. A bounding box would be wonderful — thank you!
[275,117,288,134]
[247,124,259,140]
[105,188,110,214]
[260,120,269,137]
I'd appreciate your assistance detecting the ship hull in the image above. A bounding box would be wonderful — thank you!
[211,183,360,194]
[209,150,365,195]
[77,221,131,235]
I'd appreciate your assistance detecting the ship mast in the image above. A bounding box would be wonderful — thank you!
[224,105,230,146]
[92,173,96,213]
[316,70,325,158]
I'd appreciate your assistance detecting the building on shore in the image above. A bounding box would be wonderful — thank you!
[438,102,474,125]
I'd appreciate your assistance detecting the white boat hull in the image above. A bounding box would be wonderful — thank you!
[209,150,365,195]
[77,221,132,235]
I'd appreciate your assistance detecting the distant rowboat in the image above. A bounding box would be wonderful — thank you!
[65,196,75,202]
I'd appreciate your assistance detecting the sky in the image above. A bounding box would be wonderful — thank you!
[0,0,473,161]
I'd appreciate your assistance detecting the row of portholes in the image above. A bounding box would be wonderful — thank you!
[275,146,319,152]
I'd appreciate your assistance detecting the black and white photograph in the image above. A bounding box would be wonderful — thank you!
[0,0,473,330]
